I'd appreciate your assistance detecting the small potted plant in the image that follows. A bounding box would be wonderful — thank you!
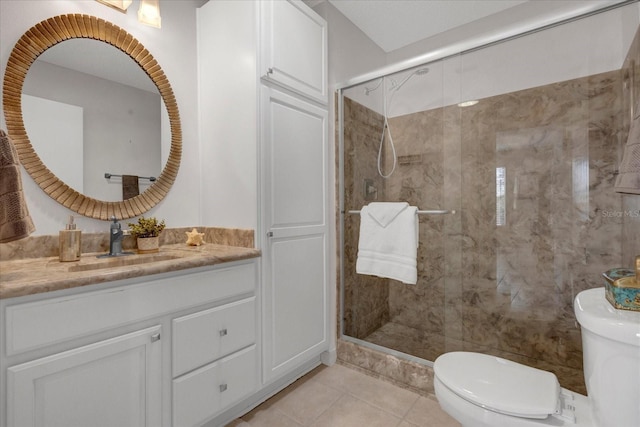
[128,216,166,253]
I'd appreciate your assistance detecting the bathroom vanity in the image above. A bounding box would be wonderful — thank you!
[0,245,265,427]
[1,237,330,427]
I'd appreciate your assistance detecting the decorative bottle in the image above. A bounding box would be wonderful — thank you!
[59,215,81,262]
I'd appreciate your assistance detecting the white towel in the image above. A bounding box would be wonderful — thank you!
[356,202,418,284]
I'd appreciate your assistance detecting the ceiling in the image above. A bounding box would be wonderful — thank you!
[314,0,530,52]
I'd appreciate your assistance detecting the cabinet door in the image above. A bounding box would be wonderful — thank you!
[7,326,162,427]
[261,86,329,381]
[260,0,327,103]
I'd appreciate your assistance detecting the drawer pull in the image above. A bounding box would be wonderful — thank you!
[219,383,228,392]
[219,328,228,337]
[151,333,161,343]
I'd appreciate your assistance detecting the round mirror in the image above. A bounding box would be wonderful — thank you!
[23,39,166,203]
[3,14,181,220]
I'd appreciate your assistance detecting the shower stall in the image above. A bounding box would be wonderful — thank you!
[337,2,640,396]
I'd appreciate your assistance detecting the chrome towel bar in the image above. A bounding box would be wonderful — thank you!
[104,173,157,182]
[346,209,455,215]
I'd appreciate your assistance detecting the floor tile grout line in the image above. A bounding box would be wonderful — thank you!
[273,375,347,427]
[306,390,344,427]
[306,386,346,427]
[273,407,306,426]
[401,394,423,424]
[332,374,422,421]
[342,391,407,422]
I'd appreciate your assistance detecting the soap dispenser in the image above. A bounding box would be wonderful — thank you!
[59,215,81,262]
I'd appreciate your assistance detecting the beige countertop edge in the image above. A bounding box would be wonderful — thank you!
[0,244,261,300]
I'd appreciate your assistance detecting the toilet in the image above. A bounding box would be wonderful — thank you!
[433,288,640,427]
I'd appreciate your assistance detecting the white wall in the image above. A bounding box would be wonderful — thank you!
[197,0,258,230]
[0,0,202,235]
[21,95,84,193]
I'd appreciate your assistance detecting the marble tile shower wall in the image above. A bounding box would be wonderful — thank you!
[343,99,389,338]
[343,69,628,394]
[621,27,640,266]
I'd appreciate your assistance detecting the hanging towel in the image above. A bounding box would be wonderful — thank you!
[122,174,139,200]
[0,129,35,243]
[615,99,640,194]
[356,202,418,284]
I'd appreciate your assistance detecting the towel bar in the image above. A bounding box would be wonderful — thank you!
[104,173,156,182]
[346,209,455,215]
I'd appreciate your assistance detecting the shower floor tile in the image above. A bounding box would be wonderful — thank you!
[226,363,460,427]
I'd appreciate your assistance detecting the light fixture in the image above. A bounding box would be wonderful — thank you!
[138,0,162,28]
[95,0,132,12]
[458,100,479,107]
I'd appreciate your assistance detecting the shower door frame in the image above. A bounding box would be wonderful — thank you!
[335,0,637,362]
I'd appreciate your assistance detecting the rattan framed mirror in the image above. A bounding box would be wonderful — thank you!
[2,14,181,220]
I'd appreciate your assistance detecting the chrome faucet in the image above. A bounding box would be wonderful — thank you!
[109,217,124,255]
[98,216,133,258]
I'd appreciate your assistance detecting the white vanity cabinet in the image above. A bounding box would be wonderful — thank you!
[0,260,259,427]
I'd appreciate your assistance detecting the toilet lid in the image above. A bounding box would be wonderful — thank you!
[434,352,560,419]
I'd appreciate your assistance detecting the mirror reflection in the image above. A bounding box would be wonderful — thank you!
[22,39,168,202]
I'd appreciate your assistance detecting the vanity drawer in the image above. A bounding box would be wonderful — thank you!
[5,261,256,356]
[172,296,256,377]
[173,345,258,427]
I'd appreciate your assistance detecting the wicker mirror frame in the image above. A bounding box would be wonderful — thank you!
[2,14,181,220]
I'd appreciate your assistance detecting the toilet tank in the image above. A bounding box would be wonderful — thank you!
[574,288,640,427]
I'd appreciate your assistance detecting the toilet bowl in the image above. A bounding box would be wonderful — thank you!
[434,288,640,427]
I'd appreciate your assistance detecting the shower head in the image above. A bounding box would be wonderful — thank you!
[390,67,429,92]
[364,77,383,96]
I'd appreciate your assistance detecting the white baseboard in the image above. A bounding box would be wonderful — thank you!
[321,348,337,366]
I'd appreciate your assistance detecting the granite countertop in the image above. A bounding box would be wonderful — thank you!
[0,243,261,299]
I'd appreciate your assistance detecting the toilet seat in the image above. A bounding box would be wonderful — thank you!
[433,352,561,419]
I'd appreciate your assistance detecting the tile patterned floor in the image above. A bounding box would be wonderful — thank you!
[226,363,461,427]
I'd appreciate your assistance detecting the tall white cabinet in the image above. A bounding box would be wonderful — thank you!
[198,0,331,406]
[259,0,327,102]
[260,87,328,381]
